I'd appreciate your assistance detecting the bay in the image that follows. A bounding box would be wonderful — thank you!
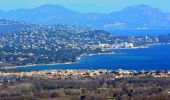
[17,44,170,71]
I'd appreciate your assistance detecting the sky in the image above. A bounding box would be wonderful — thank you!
[0,0,170,13]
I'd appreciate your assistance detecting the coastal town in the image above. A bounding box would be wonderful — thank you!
[1,1,170,99]
[0,69,170,84]
[1,20,170,68]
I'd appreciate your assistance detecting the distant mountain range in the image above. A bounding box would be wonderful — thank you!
[0,4,170,30]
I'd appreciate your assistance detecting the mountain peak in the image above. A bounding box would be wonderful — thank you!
[34,4,69,11]
[31,4,78,15]
[123,4,162,13]
[0,4,170,29]
[134,4,153,8]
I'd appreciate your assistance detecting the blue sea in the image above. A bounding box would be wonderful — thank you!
[109,29,170,36]
[17,44,170,71]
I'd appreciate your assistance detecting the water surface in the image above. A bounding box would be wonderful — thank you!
[17,44,170,71]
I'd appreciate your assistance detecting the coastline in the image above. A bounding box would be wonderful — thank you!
[3,51,119,69]
[2,43,170,70]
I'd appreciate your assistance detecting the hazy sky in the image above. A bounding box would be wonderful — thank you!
[0,0,170,13]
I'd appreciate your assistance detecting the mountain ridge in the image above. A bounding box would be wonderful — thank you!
[0,4,170,30]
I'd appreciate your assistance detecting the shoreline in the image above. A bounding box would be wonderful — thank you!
[3,51,118,69]
[1,68,170,72]
[2,43,170,70]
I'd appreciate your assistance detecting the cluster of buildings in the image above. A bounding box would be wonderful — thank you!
[0,69,170,85]
[0,19,163,68]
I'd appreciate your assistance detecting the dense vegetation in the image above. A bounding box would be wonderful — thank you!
[0,76,170,100]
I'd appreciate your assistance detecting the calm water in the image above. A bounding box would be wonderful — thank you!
[17,44,170,71]
[109,29,170,36]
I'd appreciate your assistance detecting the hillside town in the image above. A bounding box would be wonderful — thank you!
[0,1,170,99]
[1,20,169,68]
